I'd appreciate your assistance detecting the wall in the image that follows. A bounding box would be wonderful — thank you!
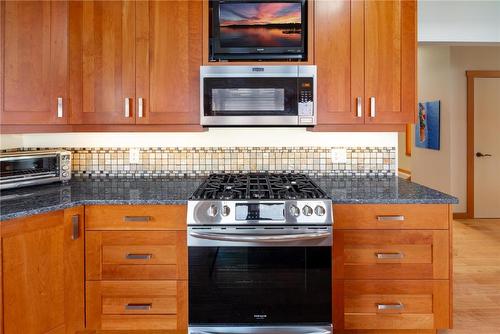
[418,1,500,43]
[409,45,500,213]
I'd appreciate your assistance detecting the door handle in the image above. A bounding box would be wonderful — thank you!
[356,96,363,117]
[137,97,144,118]
[125,303,152,311]
[71,214,80,240]
[126,253,152,260]
[57,97,63,118]
[377,303,404,311]
[476,152,492,157]
[369,96,376,117]
[124,97,131,117]
[189,231,331,243]
[375,252,404,259]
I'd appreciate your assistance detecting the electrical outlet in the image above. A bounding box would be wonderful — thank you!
[129,148,140,164]
[331,148,347,164]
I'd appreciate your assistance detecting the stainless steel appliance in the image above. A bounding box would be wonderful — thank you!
[200,66,316,126]
[0,150,71,190]
[187,173,332,334]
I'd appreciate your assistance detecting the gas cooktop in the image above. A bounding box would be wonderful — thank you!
[188,173,332,226]
[190,172,328,200]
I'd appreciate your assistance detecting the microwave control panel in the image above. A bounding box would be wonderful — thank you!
[298,78,314,124]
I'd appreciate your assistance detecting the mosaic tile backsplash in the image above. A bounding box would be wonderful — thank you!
[22,146,399,177]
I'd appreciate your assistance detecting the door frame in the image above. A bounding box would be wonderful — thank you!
[462,71,500,219]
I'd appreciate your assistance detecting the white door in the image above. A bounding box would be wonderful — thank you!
[474,78,500,218]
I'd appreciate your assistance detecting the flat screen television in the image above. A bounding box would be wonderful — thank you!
[211,0,307,60]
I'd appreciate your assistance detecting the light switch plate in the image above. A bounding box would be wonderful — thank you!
[129,148,140,164]
[331,148,347,164]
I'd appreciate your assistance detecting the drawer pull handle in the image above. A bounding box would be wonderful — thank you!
[377,303,404,311]
[377,215,405,221]
[123,216,151,222]
[125,303,152,310]
[126,253,152,260]
[375,252,404,259]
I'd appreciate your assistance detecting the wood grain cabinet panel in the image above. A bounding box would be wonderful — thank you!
[1,207,84,334]
[136,0,201,125]
[333,204,449,230]
[69,0,136,124]
[0,1,69,125]
[86,230,187,280]
[85,205,187,231]
[86,280,188,330]
[334,230,449,280]
[315,0,416,127]
[334,280,451,330]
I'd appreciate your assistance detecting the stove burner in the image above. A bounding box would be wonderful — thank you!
[190,172,328,200]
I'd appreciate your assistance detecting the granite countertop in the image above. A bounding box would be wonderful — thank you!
[0,175,458,221]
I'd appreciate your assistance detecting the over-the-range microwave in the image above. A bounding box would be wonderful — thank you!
[200,65,316,126]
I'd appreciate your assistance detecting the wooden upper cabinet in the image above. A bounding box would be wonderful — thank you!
[315,0,364,125]
[364,0,416,124]
[136,1,201,125]
[70,1,136,124]
[0,1,69,125]
[315,0,416,126]
[1,208,84,334]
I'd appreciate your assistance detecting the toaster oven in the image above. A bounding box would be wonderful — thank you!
[0,150,71,190]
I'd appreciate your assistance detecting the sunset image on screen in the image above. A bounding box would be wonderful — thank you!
[219,2,302,48]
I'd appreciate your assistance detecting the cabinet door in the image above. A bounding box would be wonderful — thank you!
[364,0,416,124]
[315,0,364,124]
[135,0,201,125]
[70,1,135,124]
[1,208,84,334]
[0,1,68,125]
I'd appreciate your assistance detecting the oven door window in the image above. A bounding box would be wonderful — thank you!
[204,78,298,116]
[189,246,331,325]
[0,156,59,180]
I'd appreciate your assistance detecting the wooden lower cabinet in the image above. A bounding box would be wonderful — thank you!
[334,280,450,330]
[84,204,188,330]
[1,207,84,334]
[86,280,188,330]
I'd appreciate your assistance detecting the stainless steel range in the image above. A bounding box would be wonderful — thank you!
[187,173,332,334]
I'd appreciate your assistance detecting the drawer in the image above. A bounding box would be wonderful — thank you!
[86,231,187,280]
[86,280,187,330]
[333,280,451,330]
[85,205,187,231]
[334,230,449,279]
[333,204,449,230]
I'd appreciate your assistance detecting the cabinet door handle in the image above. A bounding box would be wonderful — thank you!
[123,215,151,222]
[370,96,376,117]
[377,215,405,221]
[375,252,404,259]
[377,303,404,311]
[57,97,63,118]
[124,97,131,117]
[71,214,80,240]
[137,97,144,118]
[126,253,152,260]
[125,303,152,311]
[356,96,363,117]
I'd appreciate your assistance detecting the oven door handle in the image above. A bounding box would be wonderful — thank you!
[189,231,331,243]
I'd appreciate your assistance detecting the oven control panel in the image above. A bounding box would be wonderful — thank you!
[188,199,332,225]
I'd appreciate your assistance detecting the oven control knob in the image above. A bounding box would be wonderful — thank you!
[221,205,230,217]
[289,205,300,217]
[314,205,326,216]
[302,205,313,216]
[207,205,218,217]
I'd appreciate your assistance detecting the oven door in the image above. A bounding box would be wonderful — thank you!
[0,153,61,189]
[188,226,332,333]
[202,76,299,126]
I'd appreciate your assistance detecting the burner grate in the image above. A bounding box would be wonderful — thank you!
[190,172,328,200]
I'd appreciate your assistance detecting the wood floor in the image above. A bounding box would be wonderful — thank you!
[440,219,500,334]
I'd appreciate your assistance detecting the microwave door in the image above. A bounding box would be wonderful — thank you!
[203,77,299,126]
